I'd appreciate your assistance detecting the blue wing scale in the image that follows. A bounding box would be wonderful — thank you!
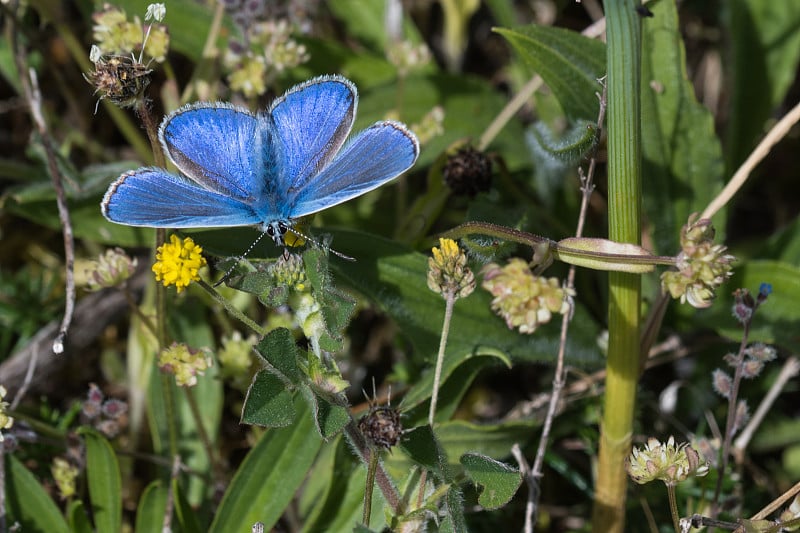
[289,121,419,218]
[103,169,263,227]
[160,103,271,202]
[269,75,356,192]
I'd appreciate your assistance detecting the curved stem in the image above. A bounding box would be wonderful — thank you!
[196,280,267,336]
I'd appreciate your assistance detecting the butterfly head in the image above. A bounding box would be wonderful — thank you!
[265,220,290,245]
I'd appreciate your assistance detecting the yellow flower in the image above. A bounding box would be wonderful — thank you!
[152,235,207,292]
[427,238,475,299]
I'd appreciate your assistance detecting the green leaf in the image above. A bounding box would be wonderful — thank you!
[241,370,297,427]
[254,328,302,384]
[66,500,93,533]
[528,119,598,165]
[640,0,725,252]
[726,0,800,171]
[173,476,204,533]
[211,397,323,532]
[700,260,800,353]
[303,388,351,439]
[135,481,168,533]
[327,230,602,378]
[399,425,449,480]
[460,453,522,510]
[4,454,70,533]
[437,420,537,464]
[80,428,122,533]
[495,25,606,121]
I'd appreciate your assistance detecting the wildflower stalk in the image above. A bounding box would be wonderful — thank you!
[362,446,379,526]
[429,289,455,426]
[196,280,267,336]
[667,484,680,533]
[712,325,751,513]
[591,0,643,531]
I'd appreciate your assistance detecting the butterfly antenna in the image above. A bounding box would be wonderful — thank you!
[213,231,268,287]
[284,226,356,262]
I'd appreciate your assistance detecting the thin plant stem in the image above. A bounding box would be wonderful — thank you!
[734,357,800,454]
[429,290,456,426]
[527,79,608,532]
[702,99,800,221]
[344,420,401,513]
[196,280,267,336]
[363,446,379,526]
[666,484,681,533]
[8,14,75,355]
[162,455,182,532]
[710,321,752,517]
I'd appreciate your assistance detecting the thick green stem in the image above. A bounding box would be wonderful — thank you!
[591,1,643,532]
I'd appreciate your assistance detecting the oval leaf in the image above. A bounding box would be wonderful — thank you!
[460,453,522,510]
[79,428,122,533]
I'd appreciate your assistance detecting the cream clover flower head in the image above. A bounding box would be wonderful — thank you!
[627,436,709,486]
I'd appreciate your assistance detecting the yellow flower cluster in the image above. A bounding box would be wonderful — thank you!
[152,235,207,293]
[427,238,475,299]
[481,258,573,334]
[157,343,213,387]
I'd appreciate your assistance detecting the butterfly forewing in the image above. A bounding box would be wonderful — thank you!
[103,169,262,227]
[269,75,356,194]
[160,103,269,202]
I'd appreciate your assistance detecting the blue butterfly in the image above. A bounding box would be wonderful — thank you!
[102,75,419,246]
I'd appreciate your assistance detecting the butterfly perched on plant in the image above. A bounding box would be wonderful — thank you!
[102,75,419,246]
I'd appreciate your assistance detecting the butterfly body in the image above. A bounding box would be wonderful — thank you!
[102,75,419,244]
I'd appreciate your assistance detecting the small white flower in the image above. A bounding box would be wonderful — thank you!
[89,45,103,64]
[145,3,166,22]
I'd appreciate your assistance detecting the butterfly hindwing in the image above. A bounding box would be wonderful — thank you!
[102,168,262,227]
[269,75,356,193]
[160,103,271,202]
[290,121,419,218]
